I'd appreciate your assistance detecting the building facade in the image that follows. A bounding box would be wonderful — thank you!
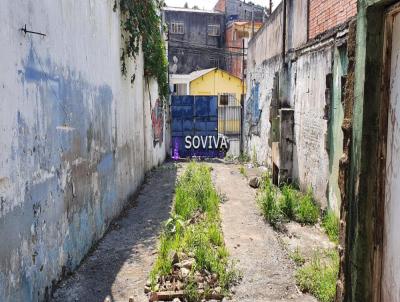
[164,7,226,75]
[244,0,356,211]
[225,21,263,78]
[214,0,266,23]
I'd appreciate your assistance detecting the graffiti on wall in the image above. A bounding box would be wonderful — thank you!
[152,99,164,146]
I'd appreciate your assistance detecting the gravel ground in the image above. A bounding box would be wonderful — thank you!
[51,161,318,302]
[212,163,317,302]
[51,163,180,302]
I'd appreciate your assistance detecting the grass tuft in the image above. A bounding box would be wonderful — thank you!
[238,152,250,163]
[239,166,247,178]
[296,250,339,302]
[322,211,340,244]
[257,174,283,227]
[150,162,239,299]
[289,247,306,266]
[257,175,320,227]
[294,189,320,225]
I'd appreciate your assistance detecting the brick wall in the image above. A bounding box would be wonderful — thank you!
[309,0,357,39]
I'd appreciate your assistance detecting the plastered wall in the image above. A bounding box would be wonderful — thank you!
[0,1,166,300]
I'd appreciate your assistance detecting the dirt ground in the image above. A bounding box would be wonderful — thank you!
[212,163,317,302]
[51,163,179,302]
[51,161,322,302]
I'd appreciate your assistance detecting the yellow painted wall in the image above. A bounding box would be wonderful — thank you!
[190,69,245,134]
[190,69,246,104]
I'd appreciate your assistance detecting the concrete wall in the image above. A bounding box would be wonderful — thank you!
[383,9,400,300]
[248,4,283,68]
[244,0,352,209]
[244,56,282,166]
[0,1,166,301]
[293,47,332,207]
[144,79,168,171]
[286,0,309,50]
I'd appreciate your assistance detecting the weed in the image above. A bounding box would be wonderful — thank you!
[252,147,258,166]
[296,249,339,302]
[239,166,247,177]
[280,184,298,219]
[322,211,340,244]
[289,247,305,266]
[257,175,283,227]
[257,175,320,227]
[184,281,201,302]
[150,162,239,296]
[294,189,320,225]
[238,152,250,163]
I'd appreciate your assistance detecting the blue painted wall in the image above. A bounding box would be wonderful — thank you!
[0,1,166,301]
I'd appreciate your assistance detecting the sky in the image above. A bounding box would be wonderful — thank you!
[165,0,282,11]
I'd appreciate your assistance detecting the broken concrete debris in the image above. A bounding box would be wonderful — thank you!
[249,177,261,188]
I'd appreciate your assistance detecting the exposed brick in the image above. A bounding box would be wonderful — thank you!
[308,0,357,39]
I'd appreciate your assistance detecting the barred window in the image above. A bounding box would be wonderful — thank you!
[171,22,184,34]
[220,95,229,106]
[208,24,221,36]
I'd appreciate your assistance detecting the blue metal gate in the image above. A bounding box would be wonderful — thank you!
[171,95,223,158]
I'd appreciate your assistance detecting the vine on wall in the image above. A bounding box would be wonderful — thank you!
[114,0,169,101]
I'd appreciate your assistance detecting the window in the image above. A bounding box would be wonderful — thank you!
[208,24,221,36]
[220,95,229,106]
[219,94,237,106]
[171,22,184,34]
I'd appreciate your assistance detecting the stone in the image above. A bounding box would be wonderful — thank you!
[172,298,181,302]
[181,258,195,269]
[180,267,190,279]
[249,177,261,188]
[144,286,151,293]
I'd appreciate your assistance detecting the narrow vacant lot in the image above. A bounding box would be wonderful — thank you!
[52,162,322,302]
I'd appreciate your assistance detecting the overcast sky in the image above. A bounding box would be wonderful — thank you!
[165,0,282,11]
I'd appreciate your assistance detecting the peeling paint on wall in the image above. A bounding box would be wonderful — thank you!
[152,99,164,146]
[0,1,166,301]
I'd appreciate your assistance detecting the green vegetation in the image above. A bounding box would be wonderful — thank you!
[239,166,247,177]
[257,175,320,227]
[289,247,305,266]
[296,250,339,302]
[256,175,339,301]
[251,147,258,166]
[115,0,169,100]
[322,211,340,244]
[238,152,250,163]
[150,163,239,300]
[257,175,282,226]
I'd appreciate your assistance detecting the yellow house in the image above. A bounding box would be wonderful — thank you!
[189,68,245,135]
[189,68,246,106]
[170,68,246,135]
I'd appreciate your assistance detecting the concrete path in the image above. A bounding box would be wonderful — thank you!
[51,163,179,302]
[212,163,316,302]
